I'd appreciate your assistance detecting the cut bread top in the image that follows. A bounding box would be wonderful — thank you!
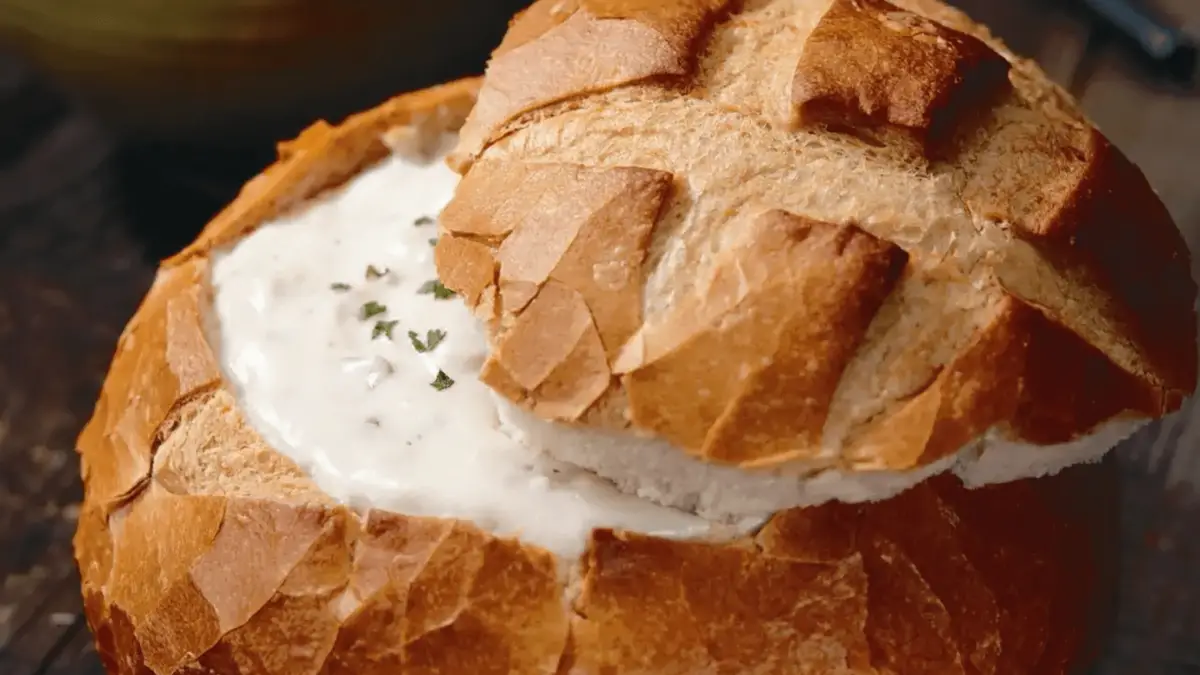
[435,0,1198,474]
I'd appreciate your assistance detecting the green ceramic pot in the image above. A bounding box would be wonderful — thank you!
[0,0,526,146]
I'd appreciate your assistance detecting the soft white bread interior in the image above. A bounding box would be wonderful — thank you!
[436,0,1197,483]
[78,76,1119,675]
[496,394,1143,518]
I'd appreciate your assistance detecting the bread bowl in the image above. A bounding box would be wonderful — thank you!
[75,1,1197,673]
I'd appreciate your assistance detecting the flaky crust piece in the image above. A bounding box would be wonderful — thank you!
[436,0,1198,473]
[76,74,1121,675]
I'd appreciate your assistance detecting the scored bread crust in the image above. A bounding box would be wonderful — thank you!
[78,76,1119,675]
[435,0,1198,473]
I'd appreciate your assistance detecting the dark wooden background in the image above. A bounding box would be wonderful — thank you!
[1,1,1198,673]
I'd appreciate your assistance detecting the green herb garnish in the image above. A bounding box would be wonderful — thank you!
[431,370,455,391]
[414,215,435,227]
[360,301,387,320]
[428,238,439,247]
[372,320,400,340]
[330,282,352,292]
[424,329,447,351]
[365,264,389,280]
[408,328,447,353]
[417,280,456,300]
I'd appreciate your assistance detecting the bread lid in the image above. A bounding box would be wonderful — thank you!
[435,0,1198,476]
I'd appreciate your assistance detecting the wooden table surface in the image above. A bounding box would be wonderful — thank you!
[1,1,1198,673]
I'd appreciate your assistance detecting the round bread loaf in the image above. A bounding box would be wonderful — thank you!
[74,2,1194,674]
[435,0,1197,487]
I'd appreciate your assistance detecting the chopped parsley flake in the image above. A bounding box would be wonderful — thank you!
[360,301,387,320]
[414,215,435,227]
[428,237,439,247]
[408,328,447,353]
[424,329,447,351]
[372,320,399,340]
[365,264,389,280]
[431,370,455,391]
[330,282,352,292]
[417,279,456,300]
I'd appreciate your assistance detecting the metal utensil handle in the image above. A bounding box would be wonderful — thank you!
[1082,0,1188,60]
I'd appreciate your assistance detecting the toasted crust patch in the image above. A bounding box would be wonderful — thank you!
[485,280,613,420]
[441,160,673,356]
[79,258,222,510]
[791,0,1011,154]
[571,529,874,673]
[432,234,497,308]
[439,160,675,419]
[453,0,739,167]
[618,211,907,465]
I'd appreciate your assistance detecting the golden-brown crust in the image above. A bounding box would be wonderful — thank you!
[487,280,613,420]
[438,0,1197,473]
[451,0,739,169]
[964,114,1197,400]
[76,258,221,511]
[569,529,875,674]
[1039,133,1196,398]
[845,293,1162,469]
[438,159,674,419]
[619,211,908,466]
[791,0,1011,154]
[77,76,1118,675]
[440,160,673,354]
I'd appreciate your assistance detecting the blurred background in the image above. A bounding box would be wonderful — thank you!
[0,0,1197,673]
